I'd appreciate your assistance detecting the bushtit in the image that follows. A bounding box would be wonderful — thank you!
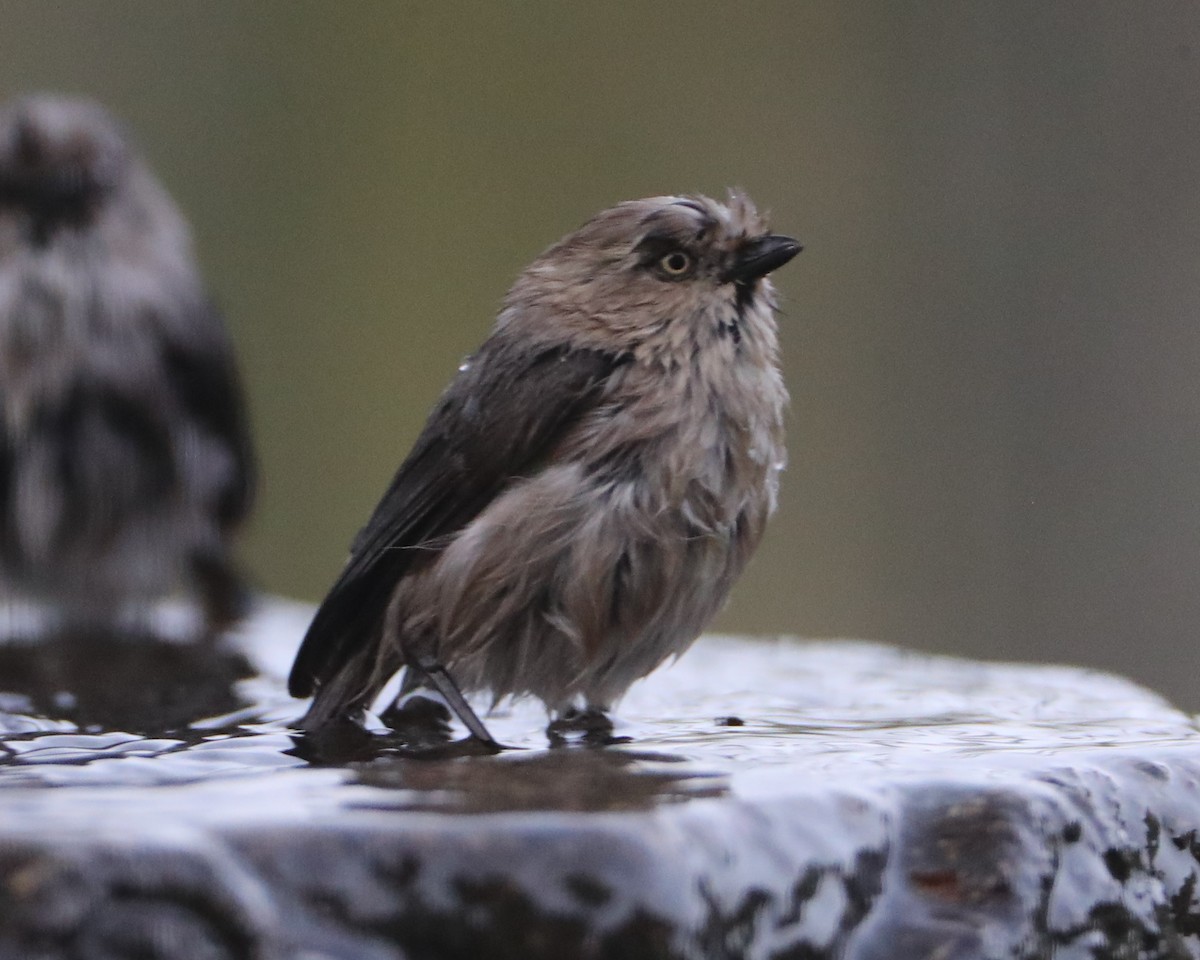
[290,192,799,745]
[0,95,255,634]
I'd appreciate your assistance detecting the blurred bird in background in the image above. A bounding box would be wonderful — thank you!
[0,94,256,639]
[290,192,799,747]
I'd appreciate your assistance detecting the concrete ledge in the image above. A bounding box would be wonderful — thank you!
[1,600,1199,959]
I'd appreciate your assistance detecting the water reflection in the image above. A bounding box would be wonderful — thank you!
[0,627,253,733]
[350,749,726,814]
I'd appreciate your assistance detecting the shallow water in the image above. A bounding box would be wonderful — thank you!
[6,600,1200,960]
[0,597,1196,827]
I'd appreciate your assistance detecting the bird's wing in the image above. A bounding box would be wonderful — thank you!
[288,338,624,698]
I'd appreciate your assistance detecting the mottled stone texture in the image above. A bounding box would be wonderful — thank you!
[1,601,1200,959]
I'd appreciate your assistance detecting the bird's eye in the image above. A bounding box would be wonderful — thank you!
[657,250,694,278]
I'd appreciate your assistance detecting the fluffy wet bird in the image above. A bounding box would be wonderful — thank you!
[0,95,256,635]
[290,192,799,745]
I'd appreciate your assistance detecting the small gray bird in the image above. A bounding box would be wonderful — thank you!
[0,95,255,634]
[290,192,799,744]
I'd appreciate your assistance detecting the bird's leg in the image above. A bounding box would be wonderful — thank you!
[408,653,502,751]
[189,547,251,635]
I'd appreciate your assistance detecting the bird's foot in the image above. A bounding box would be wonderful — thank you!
[547,707,629,747]
[382,685,508,755]
[381,691,455,748]
[288,715,381,765]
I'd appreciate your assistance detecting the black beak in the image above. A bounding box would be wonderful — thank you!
[725,234,803,284]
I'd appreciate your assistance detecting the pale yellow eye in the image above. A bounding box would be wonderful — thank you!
[658,250,693,277]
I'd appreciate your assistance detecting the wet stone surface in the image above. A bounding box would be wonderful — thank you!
[2,599,1200,958]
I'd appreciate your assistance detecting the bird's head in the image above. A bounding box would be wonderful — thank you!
[502,191,801,354]
[0,95,131,244]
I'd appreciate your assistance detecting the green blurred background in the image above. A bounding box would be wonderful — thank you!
[5,2,1200,706]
